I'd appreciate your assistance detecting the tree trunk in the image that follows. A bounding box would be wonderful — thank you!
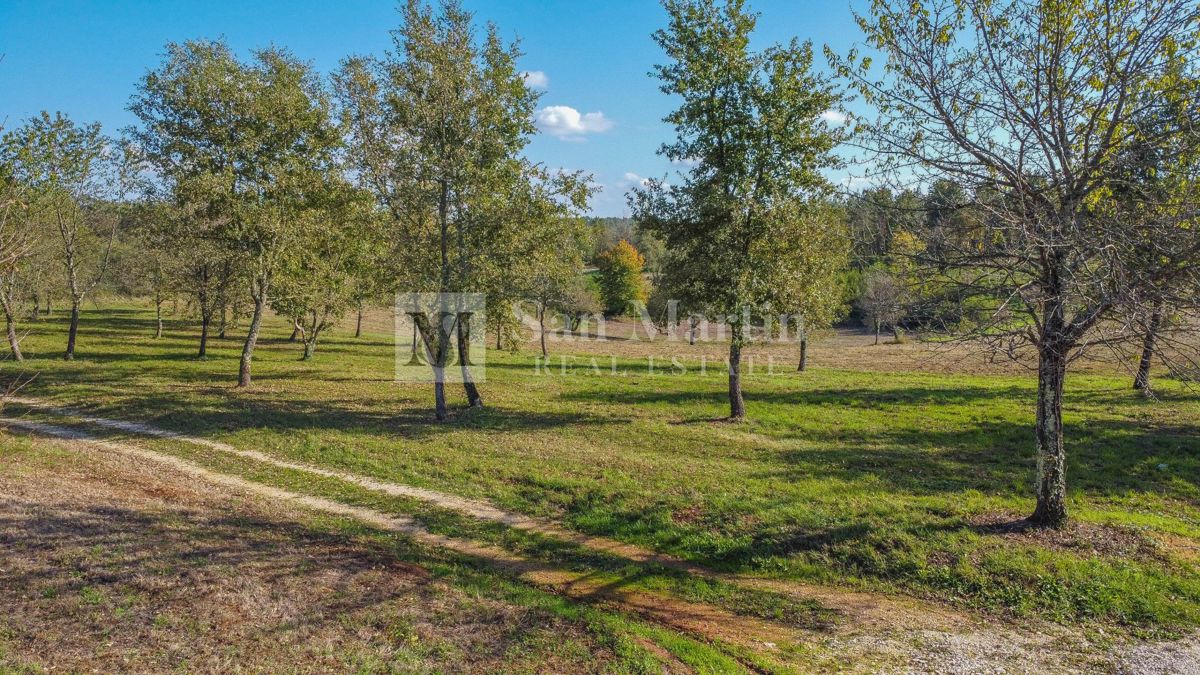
[1,296,22,362]
[154,292,164,339]
[355,308,363,338]
[301,311,323,360]
[45,295,51,316]
[218,304,227,340]
[728,326,746,420]
[874,320,881,345]
[458,316,483,408]
[1030,345,1068,528]
[198,312,210,359]
[29,293,40,321]
[412,312,450,421]
[797,336,808,372]
[289,319,300,342]
[1134,303,1164,393]
[433,377,447,420]
[238,282,267,388]
[539,304,548,357]
[689,317,698,345]
[64,302,80,360]
[408,320,422,366]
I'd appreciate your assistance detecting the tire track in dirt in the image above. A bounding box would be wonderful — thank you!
[7,409,1191,673]
[4,396,959,633]
[0,416,800,670]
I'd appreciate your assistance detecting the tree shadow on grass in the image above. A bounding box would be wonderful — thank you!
[0,497,636,670]
[560,380,1199,495]
[4,381,625,442]
[561,383,1034,413]
[751,414,1200,499]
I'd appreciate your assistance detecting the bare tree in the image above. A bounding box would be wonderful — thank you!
[839,0,1200,526]
[858,268,904,345]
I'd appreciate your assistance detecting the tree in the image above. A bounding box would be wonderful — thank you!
[6,112,119,360]
[561,275,603,335]
[132,40,342,386]
[595,239,648,317]
[271,184,378,360]
[336,0,591,420]
[111,201,187,340]
[527,224,590,357]
[0,139,36,361]
[1109,107,1200,395]
[632,0,844,419]
[773,202,848,365]
[858,267,903,345]
[841,0,1200,526]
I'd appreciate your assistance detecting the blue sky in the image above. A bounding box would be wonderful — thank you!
[0,0,866,216]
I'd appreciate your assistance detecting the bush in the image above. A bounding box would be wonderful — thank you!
[596,240,649,317]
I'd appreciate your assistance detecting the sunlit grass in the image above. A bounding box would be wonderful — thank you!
[3,303,1199,629]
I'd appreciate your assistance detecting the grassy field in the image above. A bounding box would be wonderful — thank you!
[3,303,1199,638]
[1,433,732,672]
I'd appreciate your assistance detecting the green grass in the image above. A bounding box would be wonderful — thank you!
[3,304,1200,631]
[0,435,745,673]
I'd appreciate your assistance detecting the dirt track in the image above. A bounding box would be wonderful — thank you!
[5,408,1198,672]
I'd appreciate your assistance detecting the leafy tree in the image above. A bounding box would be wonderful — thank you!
[1109,108,1200,394]
[109,201,190,339]
[632,0,844,419]
[132,40,342,385]
[0,141,36,360]
[840,0,1200,526]
[771,202,849,366]
[523,208,590,357]
[560,275,603,335]
[595,239,648,317]
[5,112,120,360]
[271,184,378,360]
[336,0,591,420]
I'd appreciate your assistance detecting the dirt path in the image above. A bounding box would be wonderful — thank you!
[5,405,1198,672]
[2,396,975,631]
[0,417,814,669]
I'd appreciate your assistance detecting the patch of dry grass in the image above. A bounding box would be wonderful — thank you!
[0,437,623,673]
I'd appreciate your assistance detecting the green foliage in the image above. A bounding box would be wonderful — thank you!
[632,0,846,336]
[270,184,380,358]
[632,0,847,416]
[595,239,648,317]
[334,1,593,414]
[2,111,123,357]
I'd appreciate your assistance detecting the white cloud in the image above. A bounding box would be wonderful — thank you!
[820,109,849,126]
[622,172,650,187]
[840,174,877,191]
[521,70,549,90]
[534,105,614,141]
